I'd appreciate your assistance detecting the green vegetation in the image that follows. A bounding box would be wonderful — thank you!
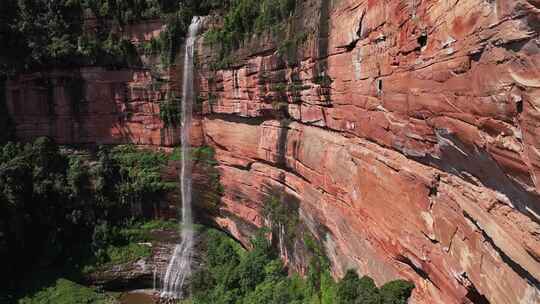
[7,0,83,69]
[110,144,176,212]
[9,218,176,302]
[169,146,218,164]
[209,56,235,71]
[86,0,224,67]
[205,0,297,63]
[92,242,152,271]
[277,32,309,65]
[0,138,411,304]
[336,270,415,304]
[0,1,229,74]
[170,146,223,216]
[188,228,414,304]
[18,279,116,304]
[83,0,162,26]
[0,0,142,70]
[192,146,223,216]
[288,82,309,103]
[313,74,333,87]
[83,219,174,274]
[262,191,299,242]
[160,97,182,127]
[208,92,218,105]
[0,138,177,296]
[271,83,288,93]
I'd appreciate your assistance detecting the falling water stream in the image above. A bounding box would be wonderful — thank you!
[160,16,201,300]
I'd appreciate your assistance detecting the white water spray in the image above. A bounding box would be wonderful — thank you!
[161,16,201,299]
[153,265,157,291]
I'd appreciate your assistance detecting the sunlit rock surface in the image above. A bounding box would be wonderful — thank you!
[198,1,540,303]
[5,1,540,303]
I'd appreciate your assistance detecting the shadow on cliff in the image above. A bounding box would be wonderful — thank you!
[277,119,291,168]
[260,180,333,275]
[312,0,332,106]
[417,131,540,223]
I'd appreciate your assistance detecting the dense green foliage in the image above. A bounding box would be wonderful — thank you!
[160,97,182,127]
[0,0,78,73]
[81,219,177,274]
[84,0,161,26]
[18,279,115,304]
[5,219,175,303]
[109,144,175,209]
[0,0,139,71]
[0,0,229,74]
[0,138,175,295]
[336,270,415,304]
[262,190,300,246]
[205,0,297,63]
[188,228,414,304]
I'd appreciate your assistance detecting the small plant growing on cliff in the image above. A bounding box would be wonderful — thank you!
[208,92,218,105]
[271,83,287,93]
[262,189,300,247]
[313,73,333,87]
[160,96,181,127]
[272,100,289,112]
[141,36,162,56]
[277,31,308,65]
[209,56,234,71]
[288,82,308,103]
[204,0,297,62]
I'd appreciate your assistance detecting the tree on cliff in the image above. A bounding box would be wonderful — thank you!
[14,0,83,67]
[337,269,414,304]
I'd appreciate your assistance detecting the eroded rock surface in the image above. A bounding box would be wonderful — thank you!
[197,1,540,303]
[5,0,540,303]
[84,225,181,290]
[4,20,205,148]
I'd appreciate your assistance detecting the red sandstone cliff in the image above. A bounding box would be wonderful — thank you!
[196,0,540,303]
[4,0,540,303]
[4,20,206,148]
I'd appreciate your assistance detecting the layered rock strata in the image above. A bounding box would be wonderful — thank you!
[197,0,540,303]
[3,20,197,147]
[4,0,540,303]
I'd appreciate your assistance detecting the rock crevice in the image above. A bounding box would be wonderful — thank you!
[195,1,540,303]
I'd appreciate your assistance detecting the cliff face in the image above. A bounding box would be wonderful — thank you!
[6,68,172,146]
[197,0,540,303]
[5,0,540,303]
[3,20,201,147]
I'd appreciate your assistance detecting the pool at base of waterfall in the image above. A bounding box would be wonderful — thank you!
[118,291,158,304]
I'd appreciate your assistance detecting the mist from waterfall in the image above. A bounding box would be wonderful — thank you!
[161,16,201,299]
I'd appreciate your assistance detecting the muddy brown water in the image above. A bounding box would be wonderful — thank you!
[119,292,157,304]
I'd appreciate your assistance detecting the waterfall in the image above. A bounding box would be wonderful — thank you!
[153,266,156,291]
[161,16,201,300]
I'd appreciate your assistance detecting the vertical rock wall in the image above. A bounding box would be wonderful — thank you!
[6,68,177,146]
[3,20,206,147]
[3,1,540,303]
[197,0,540,303]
